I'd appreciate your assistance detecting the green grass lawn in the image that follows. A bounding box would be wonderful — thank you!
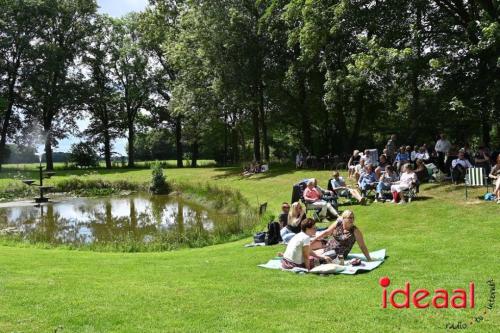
[0,165,499,332]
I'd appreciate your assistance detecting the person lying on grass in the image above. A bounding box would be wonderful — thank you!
[281,218,332,271]
[310,210,372,262]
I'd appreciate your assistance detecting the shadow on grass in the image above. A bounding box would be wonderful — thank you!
[211,164,301,181]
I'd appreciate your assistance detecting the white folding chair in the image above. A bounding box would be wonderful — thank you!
[464,167,489,200]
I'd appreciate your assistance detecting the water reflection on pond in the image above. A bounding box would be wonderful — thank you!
[0,194,247,248]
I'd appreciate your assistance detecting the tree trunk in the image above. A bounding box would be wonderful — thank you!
[408,2,423,143]
[335,86,348,153]
[350,89,364,149]
[0,66,19,170]
[44,130,54,171]
[223,113,228,166]
[298,75,312,153]
[259,82,270,162]
[103,129,112,169]
[175,116,183,168]
[251,106,261,162]
[231,126,240,164]
[191,139,199,168]
[127,122,135,168]
[481,116,491,147]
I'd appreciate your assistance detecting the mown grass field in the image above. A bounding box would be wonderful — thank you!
[0,164,499,332]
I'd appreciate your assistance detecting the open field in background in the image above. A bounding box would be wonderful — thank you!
[0,159,217,171]
[0,165,499,332]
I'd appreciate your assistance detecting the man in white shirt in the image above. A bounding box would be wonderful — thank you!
[415,146,430,162]
[435,133,451,172]
[451,151,472,183]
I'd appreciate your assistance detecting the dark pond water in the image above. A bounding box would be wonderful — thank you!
[0,194,251,249]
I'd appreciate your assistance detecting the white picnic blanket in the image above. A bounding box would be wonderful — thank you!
[258,249,386,275]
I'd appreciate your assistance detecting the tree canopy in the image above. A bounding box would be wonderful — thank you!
[1,0,499,169]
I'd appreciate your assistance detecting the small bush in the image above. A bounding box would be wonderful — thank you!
[150,162,170,194]
[69,142,100,168]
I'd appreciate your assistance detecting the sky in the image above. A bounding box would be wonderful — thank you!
[97,0,149,18]
[56,0,149,155]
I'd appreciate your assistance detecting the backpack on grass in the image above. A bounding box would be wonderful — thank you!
[265,221,282,245]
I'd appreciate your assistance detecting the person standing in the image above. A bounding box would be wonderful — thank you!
[295,151,304,168]
[386,134,397,162]
[435,133,451,172]
[474,146,491,175]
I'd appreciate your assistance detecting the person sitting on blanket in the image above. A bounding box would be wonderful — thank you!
[278,202,290,229]
[281,218,332,270]
[390,163,418,204]
[328,171,366,205]
[303,179,339,219]
[358,164,377,197]
[280,202,307,243]
[375,165,399,202]
[310,210,372,262]
[489,154,500,204]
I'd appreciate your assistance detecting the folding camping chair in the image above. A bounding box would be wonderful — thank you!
[291,179,338,215]
[464,167,489,200]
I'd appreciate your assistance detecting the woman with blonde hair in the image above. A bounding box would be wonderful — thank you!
[311,210,372,261]
[280,201,306,243]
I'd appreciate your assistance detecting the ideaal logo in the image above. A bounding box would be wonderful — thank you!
[379,277,475,309]
[378,277,496,330]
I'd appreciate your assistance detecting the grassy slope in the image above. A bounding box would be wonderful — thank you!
[0,165,499,332]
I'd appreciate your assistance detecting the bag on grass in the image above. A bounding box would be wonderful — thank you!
[484,193,496,201]
[253,232,266,243]
[265,221,282,245]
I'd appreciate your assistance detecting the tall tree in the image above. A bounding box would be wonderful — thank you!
[109,14,151,168]
[21,0,97,170]
[139,1,184,167]
[83,15,122,169]
[0,0,41,170]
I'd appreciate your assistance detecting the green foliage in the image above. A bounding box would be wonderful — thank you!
[69,142,100,168]
[2,0,500,175]
[0,167,499,331]
[149,162,170,194]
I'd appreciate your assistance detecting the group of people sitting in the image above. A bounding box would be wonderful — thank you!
[241,161,269,176]
[279,208,372,271]
[345,155,419,204]
[347,134,500,188]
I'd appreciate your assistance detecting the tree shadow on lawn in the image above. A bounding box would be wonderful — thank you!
[211,165,304,181]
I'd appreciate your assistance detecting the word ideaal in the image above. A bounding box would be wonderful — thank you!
[379,277,475,309]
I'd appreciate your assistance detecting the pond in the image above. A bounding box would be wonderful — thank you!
[0,193,253,250]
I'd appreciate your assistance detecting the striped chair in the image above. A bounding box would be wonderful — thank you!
[464,167,489,199]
